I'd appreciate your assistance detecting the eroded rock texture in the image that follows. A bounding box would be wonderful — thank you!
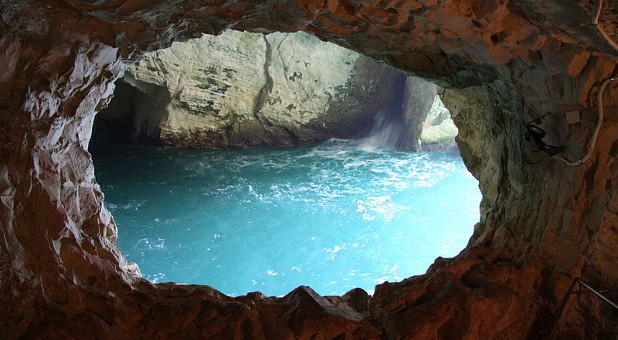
[0,0,617,339]
[97,30,452,149]
[99,30,405,147]
[420,94,458,151]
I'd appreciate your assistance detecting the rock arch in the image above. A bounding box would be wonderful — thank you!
[0,0,617,338]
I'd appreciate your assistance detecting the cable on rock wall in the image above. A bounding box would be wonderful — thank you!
[553,73,617,166]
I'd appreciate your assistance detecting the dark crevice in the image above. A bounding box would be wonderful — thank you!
[252,35,275,129]
[93,81,167,146]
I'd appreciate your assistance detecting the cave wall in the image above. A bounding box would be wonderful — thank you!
[95,79,172,142]
[0,0,617,339]
[420,94,459,151]
[99,30,406,147]
[97,30,449,150]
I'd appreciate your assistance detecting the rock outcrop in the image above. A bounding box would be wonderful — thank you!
[0,0,617,339]
[421,94,459,151]
[97,30,453,149]
[98,30,403,147]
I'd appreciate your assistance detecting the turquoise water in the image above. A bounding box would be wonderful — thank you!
[91,138,480,297]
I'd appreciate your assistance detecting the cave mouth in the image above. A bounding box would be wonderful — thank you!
[89,30,481,297]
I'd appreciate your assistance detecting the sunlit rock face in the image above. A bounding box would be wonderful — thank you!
[419,94,458,151]
[97,30,449,149]
[0,0,617,339]
[100,30,404,147]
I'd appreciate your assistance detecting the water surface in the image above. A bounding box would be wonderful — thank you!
[91,138,480,296]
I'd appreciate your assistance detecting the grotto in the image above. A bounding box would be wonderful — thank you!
[1,0,617,339]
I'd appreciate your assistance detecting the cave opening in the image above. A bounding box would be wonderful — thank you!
[89,30,481,297]
[3,0,618,337]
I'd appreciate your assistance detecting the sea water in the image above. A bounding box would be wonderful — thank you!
[91,138,481,297]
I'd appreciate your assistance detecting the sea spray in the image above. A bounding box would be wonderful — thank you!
[359,108,406,151]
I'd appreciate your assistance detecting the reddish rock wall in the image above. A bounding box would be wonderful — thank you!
[0,0,617,339]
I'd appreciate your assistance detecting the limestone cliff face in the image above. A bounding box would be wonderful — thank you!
[101,30,405,147]
[422,94,458,151]
[99,30,453,149]
[0,0,617,339]
[398,76,458,151]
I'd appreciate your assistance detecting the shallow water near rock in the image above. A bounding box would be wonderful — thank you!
[91,137,481,297]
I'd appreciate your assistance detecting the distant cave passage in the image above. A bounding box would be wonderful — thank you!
[95,80,171,144]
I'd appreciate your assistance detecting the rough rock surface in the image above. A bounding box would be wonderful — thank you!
[99,30,405,147]
[398,76,459,151]
[421,94,458,151]
[0,0,617,339]
[97,30,448,149]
